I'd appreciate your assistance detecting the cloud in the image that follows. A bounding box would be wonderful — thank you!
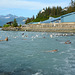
[0,0,68,10]
[0,0,48,10]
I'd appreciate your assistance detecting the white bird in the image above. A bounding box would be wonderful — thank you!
[50,34,53,38]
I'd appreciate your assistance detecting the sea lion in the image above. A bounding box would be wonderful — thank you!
[5,37,8,41]
[45,49,58,52]
[22,33,24,35]
[0,40,4,41]
[0,37,8,41]
[65,40,71,44]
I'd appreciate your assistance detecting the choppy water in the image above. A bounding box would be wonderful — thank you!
[0,31,75,75]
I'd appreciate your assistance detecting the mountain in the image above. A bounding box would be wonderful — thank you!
[0,14,28,26]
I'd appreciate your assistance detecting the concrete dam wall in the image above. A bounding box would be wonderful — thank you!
[27,22,75,32]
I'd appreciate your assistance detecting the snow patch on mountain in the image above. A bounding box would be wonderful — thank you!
[5,17,10,19]
[0,14,28,26]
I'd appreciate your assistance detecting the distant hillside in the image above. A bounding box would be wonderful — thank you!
[26,0,75,24]
[0,14,28,26]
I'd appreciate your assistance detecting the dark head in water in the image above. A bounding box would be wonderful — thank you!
[22,33,24,35]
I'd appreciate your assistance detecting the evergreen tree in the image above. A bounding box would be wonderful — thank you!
[71,0,74,7]
[51,7,56,16]
[13,19,18,27]
[32,15,35,20]
[56,6,59,16]
[73,2,75,11]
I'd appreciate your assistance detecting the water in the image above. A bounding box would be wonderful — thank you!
[0,31,75,75]
[0,28,2,31]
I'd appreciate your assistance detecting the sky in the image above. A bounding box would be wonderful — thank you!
[0,0,71,18]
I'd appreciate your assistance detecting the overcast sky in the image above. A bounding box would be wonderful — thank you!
[0,0,71,17]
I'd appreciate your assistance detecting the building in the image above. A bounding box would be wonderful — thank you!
[40,17,54,23]
[28,22,41,24]
[50,12,75,23]
[41,12,75,23]
[6,21,13,25]
[50,17,61,23]
[62,7,68,11]
[61,12,75,22]
[41,9,45,13]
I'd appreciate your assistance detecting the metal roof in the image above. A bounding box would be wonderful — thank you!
[50,17,61,22]
[61,12,75,18]
[48,12,75,22]
[28,22,40,24]
[41,17,55,23]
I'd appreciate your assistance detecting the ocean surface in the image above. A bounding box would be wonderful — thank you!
[0,31,75,75]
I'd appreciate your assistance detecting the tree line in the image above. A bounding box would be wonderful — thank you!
[25,0,75,24]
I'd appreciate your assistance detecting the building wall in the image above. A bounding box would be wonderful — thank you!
[29,22,75,29]
[61,13,75,22]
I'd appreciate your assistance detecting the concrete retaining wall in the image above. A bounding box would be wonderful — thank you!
[2,22,75,32]
[29,22,75,29]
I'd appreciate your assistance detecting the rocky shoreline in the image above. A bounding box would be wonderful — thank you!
[1,26,75,32]
[2,27,22,31]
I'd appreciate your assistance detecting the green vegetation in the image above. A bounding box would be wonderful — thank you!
[3,24,10,27]
[25,15,35,24]
[0,26,2,28]
[19,24,22,27]
[25,0,75,24]
[12,19,18,27]
[3,19,18,27]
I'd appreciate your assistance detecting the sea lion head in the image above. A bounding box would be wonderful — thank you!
[5,37,8,41]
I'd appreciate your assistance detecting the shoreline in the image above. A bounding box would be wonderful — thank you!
[2,22,75,32]
[2,27,75,33]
